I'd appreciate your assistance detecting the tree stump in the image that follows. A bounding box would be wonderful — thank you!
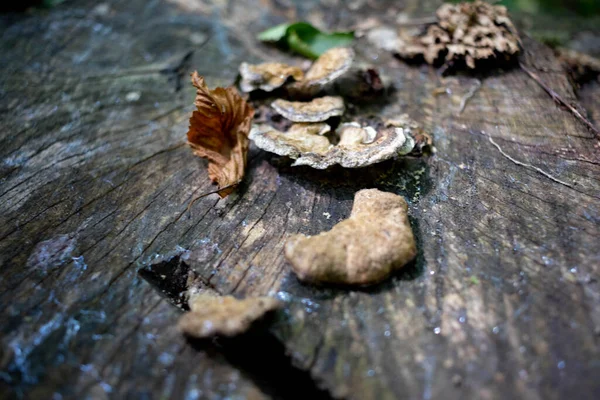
[1,0,599,399]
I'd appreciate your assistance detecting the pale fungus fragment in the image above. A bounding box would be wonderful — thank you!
[178,293,281,338]
[239,62,304,93]
[395,1,520,69]
[271,96,345,122]
[249,123,333,160]
[285,189,417,286]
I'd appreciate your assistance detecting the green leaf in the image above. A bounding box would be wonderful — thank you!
[468,275,480,286]
[257,23,291,42]
[258,22,354,59]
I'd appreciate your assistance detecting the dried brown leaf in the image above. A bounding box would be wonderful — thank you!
[187,72,254,197]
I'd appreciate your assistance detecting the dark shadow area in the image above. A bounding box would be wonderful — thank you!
[138,255,193,310]
[265,154,433,205]
[0,1,49,13]
[139,256,334,400]
[187,323,333,400]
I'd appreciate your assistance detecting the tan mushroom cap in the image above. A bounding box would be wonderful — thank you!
[271,96,345,122]
[304,47,355,84]
[239,62,304,93]
[291,47,355,91]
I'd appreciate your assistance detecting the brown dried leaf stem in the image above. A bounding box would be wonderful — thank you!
[186,181,241,214]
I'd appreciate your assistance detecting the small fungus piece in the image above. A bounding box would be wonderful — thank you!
[239,62,304,93]
[250,118,418,169]
[187,72,254,197]
[271,96,345,122]
[289,47,355,95]
[555,48,600,84]
[304,47,355,85]
[178,294,281,338]
[285,189,417,286]
[395,1,520,69]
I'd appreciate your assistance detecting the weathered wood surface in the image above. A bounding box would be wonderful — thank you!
[1,0,599,399]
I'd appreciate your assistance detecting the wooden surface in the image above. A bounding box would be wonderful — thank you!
[1,0,599,399]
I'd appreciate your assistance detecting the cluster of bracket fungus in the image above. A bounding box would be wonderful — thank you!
[179,292,281,338]
[239,47,426,169]
[179,44,427,340]
[285,189,417,286]
[396,1,520,69]
[250,121,415,169]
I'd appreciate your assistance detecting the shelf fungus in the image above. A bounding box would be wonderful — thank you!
[250,119,416,169]
[178,293,282,338]
[285,189,417,286]
[250,123,332,159]
[396,1,520,69]
[239,62,304,93]
[271,96,345,122]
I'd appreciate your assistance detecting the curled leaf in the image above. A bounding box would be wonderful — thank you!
[187,72,254,197]
[257,22,291,42]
